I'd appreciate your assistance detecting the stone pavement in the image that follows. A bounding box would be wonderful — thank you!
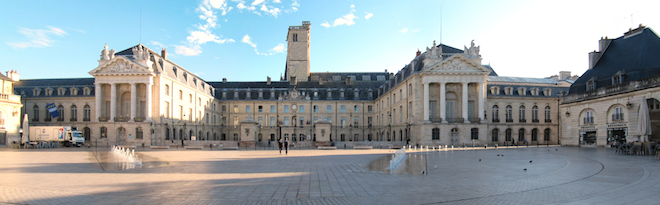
[0,146,659,204]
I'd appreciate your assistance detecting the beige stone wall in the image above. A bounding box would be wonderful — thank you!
[560,86,660,146]
[286,27,310,82]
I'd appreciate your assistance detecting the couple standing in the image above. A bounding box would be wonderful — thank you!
[278,137,289,155]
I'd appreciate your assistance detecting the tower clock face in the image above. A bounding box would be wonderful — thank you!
[292,105,297,110]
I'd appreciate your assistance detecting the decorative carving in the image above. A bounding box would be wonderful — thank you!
[100,44,115,60]
[424,40,443,59]
[102,61,140,73]
[132,44,149,60]
[463,40,481,58]
[281,87,306,100]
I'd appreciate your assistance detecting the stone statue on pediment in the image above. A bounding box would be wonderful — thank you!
[132,44,149,60]
[464,40,481,58]
[101,44,116,61]
[424,40,443,59]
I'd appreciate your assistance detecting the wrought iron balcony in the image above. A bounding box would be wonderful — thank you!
[135,117,145,122]
[468,118,481,123]
[70,118,78,122]
[545,119,552,123]
[114,117,129,122]
[506,119,513,123]
[57,118,64,122]
[492,119,500,123]
[612,114,624,122]
[32,118,39,122]
[532,119,539,123]
[519,119,527,123]
[430,117,443,123]
[83,118,91,122]
[99,117,109,122]
[446,118,464,123]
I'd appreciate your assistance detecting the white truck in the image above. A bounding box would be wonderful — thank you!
[29,126,85,147]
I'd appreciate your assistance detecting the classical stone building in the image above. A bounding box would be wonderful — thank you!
[0,71,22,146]
[561,25,660,146]
[16,21,573,148]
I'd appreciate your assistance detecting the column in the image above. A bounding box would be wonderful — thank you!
[129,83,137,122]
[146,79,153,122]
[439,82,446,123]
[95,83,102,122]
[109,83,116,122]
[478,82,485,123]
[462,82,469,123]
[423,82,430,122]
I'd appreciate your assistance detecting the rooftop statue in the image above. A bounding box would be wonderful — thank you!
[464,40,481,58]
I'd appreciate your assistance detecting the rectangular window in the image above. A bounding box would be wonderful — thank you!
[271,105,275,113]
[179,90,183,100]
[446,101,455,119]
[233,117,239,127]
[284,105,289,113]
[299,105,304,113]
[341,105,345,113]
[354,105,359,113]
[180,106,183,119]
[189,108,193,121]
[468,101,474,119]
[368,117,372,126]
[327,117,332,123]
[233,106,238,113]
[354,117,359,126]
[314,105,318,113]
[284,117,290,126]
[367,105,373,113]
[246,105,251,113]
[314,117,318,123]
[393,109,396,123]
[341,117,346,128]
[299,117,304,126]
[429,101,437,119]
[327,105,332,113]
[270,117,275,126]
[258,106,263,113]
[258,117,263,125]
[471,129,479,140]
[165,102,170,118]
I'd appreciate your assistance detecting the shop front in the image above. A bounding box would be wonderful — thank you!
[607,122,627,146]
[579,128,597,146]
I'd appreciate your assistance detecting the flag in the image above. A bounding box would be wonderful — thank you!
[47,103,59,118]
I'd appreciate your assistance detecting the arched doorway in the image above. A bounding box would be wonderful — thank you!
[116,127,126,144]
[451,128,459,146]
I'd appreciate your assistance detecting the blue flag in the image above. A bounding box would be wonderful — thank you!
[47,103,59,118]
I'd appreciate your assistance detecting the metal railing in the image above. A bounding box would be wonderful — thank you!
[545,119,552,123]
[430,117,443,123]
[492,119,500,123]
[468,118,481,123]
[612,114,624,121]
[519,119,527,123]
[446,118,464,123]
[114,117,129,122]
[99,117,109,122]
[532,119,539,123]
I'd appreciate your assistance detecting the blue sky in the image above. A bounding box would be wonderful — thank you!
[2,0,660,82]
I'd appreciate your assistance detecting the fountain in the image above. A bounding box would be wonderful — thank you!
[388,148,406,170]
[112,145,143,166]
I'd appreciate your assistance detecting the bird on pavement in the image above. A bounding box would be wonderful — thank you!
[529,160,533,163]
[524,168,527,171]
[434,165,437,169]
[479,159,481,161]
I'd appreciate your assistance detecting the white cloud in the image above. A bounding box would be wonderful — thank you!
[273,0,281,3]
[260,5,281,17]
[209,0,226,8]
[272,43,285,53]
[350,4,355,8]
[174,45,202,56]
[333,13,357,26]
[150,41,165,50]
[7,26,68,49]
[365,13,373,20]
[321,22,331,27]
[237,2,247,9]
[399,28,408,33]
[292,0,299,7]
[252,0,264,6]
[242,35,257,48]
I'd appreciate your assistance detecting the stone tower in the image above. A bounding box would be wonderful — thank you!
[285,21,311,83]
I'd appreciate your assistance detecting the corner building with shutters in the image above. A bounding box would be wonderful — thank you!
[12,21,575,148]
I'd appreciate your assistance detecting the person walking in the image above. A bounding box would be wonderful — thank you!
[284,137,289,155]
[278,138,283,155]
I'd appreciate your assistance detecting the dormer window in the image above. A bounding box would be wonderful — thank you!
[45,87,53,96]
[504,87,513,95]
[70,87,78,95]
[530,88,539,96]
[33,87,42,96]
[543,88,552,96]
[183,72,188,81]
[83,87,91,95]
[490,86,500,95]
[327,89,332,98]
[368,89,373,98]
[173,66,178,76]
[612,71,624,86]
[586,78,597,91]
[517,87,527,96]
[354,89,359,100]
[234,89,239,99]
[57,87,65,96]
[340,88,345,98]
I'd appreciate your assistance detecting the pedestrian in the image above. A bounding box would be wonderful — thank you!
[278,138,283,154]
[284,137,289,155]
[181,139,184,147]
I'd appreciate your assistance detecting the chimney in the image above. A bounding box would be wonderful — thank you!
[346,76,352,85]
[588,50,602,70]
[6,70,19,82]
[416,49,421,57]
[559,71,571,80]
[222,78,227,83]
[267,76,271,85]
[598,37,612,52]
[161,48,167,60]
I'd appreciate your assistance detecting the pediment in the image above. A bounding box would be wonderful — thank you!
[424,54,490,74]
[88,57,152,76]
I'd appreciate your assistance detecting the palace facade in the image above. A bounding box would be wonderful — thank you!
[14,21,576,148]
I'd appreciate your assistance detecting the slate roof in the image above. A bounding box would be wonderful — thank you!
[569,28,660,94]
[486,84,569,98]
[14,78,96,98]
[209,80,382,100]
[487,76,560,84]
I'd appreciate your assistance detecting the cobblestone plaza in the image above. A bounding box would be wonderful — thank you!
[1,147,659,204]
